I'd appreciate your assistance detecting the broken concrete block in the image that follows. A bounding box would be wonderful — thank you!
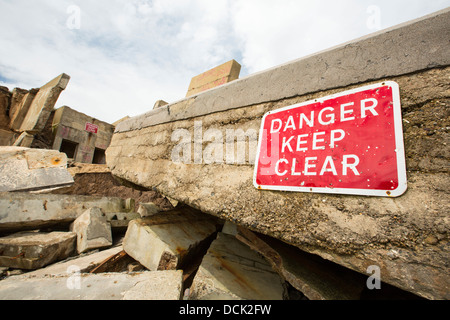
[0,192,132,234]
[122,271,183,300]
[0,231,76,270]
[222,221,238,236]
[9,89,38,131]
[19,74,70,134]
[89,250,142,274]
[105,212,140,229]
[186,60,241,97]
[0,147,74,193]
[166,196,179,208]
[8,88,28,120]
[71,208,113,254]
[235,227,368,300]
[137,202,161,217]
[0,271,183,300]
[123,208,220,271]
[12,132,34,147]
[0,129,17,146]
[0,86,11,131]
[27,246,123,277]
[153,100,168,109]
[189,232,286,300]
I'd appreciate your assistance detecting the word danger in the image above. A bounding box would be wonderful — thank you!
[254,82,407,197]
[270,98,378,177]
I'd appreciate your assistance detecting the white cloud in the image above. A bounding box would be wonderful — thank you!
[0,0,448,123]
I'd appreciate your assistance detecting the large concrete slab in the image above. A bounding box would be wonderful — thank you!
[0,271,183,300]
[0,231,76,270]
[71,208,113,254]
[26,246,123,277]
[9,89,38,131]
[123,207,221,271]
[19,74,70,134]
[0,193,133,234]
[0,87,11,131]
[189,232,286,300]
[107,9,450,300]
[0,147,74,193]
[235,227,367,300]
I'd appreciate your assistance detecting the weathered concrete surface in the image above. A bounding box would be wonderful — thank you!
[106,9,450,300]
[137,202,161,217]
[0,271,183,300]
[186,60,241,97]
[12,132,34,147]
[105,212,140,229]
[71,208,112,254]
[123,207,221,271]
[0,129,17,146]
[0,87,11,131]
[154,100,168,109]
[0,147,74,193]
[189,232,286,300]
[9,89,38,131]
[235,227,366,300]
[27,246,123,277]
[0,193,133,234]
[19,74,70,134]
[0,231,76,270]
[8,88,28,123]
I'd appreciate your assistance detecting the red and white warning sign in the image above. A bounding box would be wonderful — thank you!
[253,81,407,197]
[85,122,99,134]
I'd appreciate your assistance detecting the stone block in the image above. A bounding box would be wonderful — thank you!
[105,212,141,229]
[0,86,11,131]
[27,246,123,277]
[71,208,113,254]
[0,271,183,300]
[9,89,38,131]
[189,233,286,300]
[137,202,161,217]
[154,100,168,109]
[8,88,28,120]
[12,132,34,147]
[235,227,368,300]
[186,60,241,97]
[0,192,131,234]
[0,147,74,193]
[123,208,220,271]
[0,231,76,270]
[19,74,70,133]
[0,129,17,146]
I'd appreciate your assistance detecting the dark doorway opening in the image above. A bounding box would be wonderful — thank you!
[60,139,78,159]
[93,148,106,164]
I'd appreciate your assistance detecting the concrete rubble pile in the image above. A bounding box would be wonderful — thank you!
[0,146,301,300]
[1,9,449,301]
[0,146,417,300]
[106,9,450,300]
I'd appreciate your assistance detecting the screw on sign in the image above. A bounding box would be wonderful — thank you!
[253,82,407,197]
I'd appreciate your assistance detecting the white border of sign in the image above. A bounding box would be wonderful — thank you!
[253,81,407,198]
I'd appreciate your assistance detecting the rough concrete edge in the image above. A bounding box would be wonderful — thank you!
[115,8,450,133]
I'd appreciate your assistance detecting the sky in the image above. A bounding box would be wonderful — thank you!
[0,0,449,124]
